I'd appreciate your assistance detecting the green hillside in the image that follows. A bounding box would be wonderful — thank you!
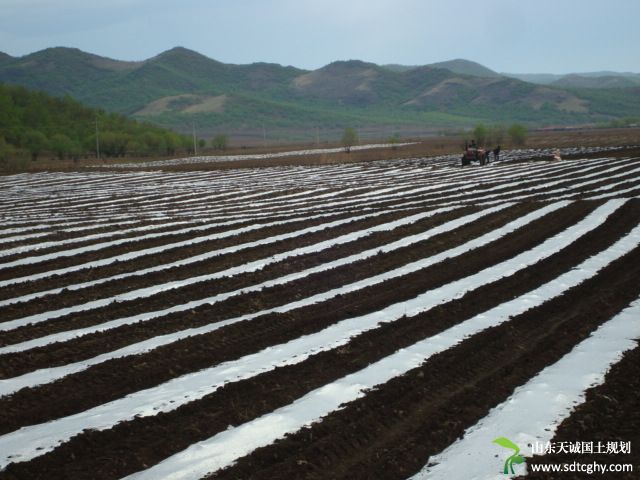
[1,47,639,140]
[0,83,191,162]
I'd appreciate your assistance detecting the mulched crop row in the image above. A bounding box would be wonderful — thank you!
[0,201,575,375]
[520,343,640,479]
[3,203,638,480]
[0,205,471,317]
[209,239,640,480]
[0,201,614,434]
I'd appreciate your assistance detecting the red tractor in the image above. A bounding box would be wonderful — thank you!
[461,147,489,166]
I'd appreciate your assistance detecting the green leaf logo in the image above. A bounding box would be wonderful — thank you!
[493,437,526,475]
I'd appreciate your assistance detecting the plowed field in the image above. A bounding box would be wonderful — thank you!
[1,150,639,479]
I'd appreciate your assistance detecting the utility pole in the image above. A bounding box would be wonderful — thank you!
[262,123,266,148]
[192,121,197,156]
[95,117,100,160]
[316,126,320,147]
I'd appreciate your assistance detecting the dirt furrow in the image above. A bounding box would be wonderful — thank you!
[2,204,638,480]
[0,201,615,435]
[207,243,640,480]
[0,189,446,284]
[0,218,199,249]
[0,211,356,279]
[0,207,468,319]
[520,346,640,479]
[0,205,401,288]
[0,201,575,375]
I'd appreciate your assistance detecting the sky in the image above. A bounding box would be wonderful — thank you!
[1,0,639,74]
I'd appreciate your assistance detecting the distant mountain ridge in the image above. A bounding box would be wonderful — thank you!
[504,71,640,86]
[427,59,501,78]
[383,59,501,78]
[1,46,638,138]
[551,74,640,89]
[385,61,640,87]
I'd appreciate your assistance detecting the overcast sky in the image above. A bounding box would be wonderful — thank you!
[1,0,638,74]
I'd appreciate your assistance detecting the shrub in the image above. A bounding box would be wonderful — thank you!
[341,127,358,153]
[212,134,228,150]
[473,123,488,146]
[507,124,527,145]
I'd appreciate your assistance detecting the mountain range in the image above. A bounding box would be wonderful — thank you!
[1,47,638,139]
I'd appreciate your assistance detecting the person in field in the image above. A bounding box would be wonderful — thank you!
[493,145,501,162]
[479,148,487,165]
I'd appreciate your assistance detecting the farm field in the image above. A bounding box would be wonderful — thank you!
[0,149,639,479]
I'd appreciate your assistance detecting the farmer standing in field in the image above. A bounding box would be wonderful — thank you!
[493,145,501,162]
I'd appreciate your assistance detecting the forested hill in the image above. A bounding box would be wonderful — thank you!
[2,47,640,139]
[0,84,191,161]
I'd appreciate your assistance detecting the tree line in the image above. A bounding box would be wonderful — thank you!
[0,84,193,162]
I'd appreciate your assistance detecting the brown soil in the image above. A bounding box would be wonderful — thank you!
[207,245,640,480]
[519,345,640,479]
[3,203,638,480]
[0,208,380,282]
[1,153,639,480]
[0,209,417,313]
[0,201,589,382]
